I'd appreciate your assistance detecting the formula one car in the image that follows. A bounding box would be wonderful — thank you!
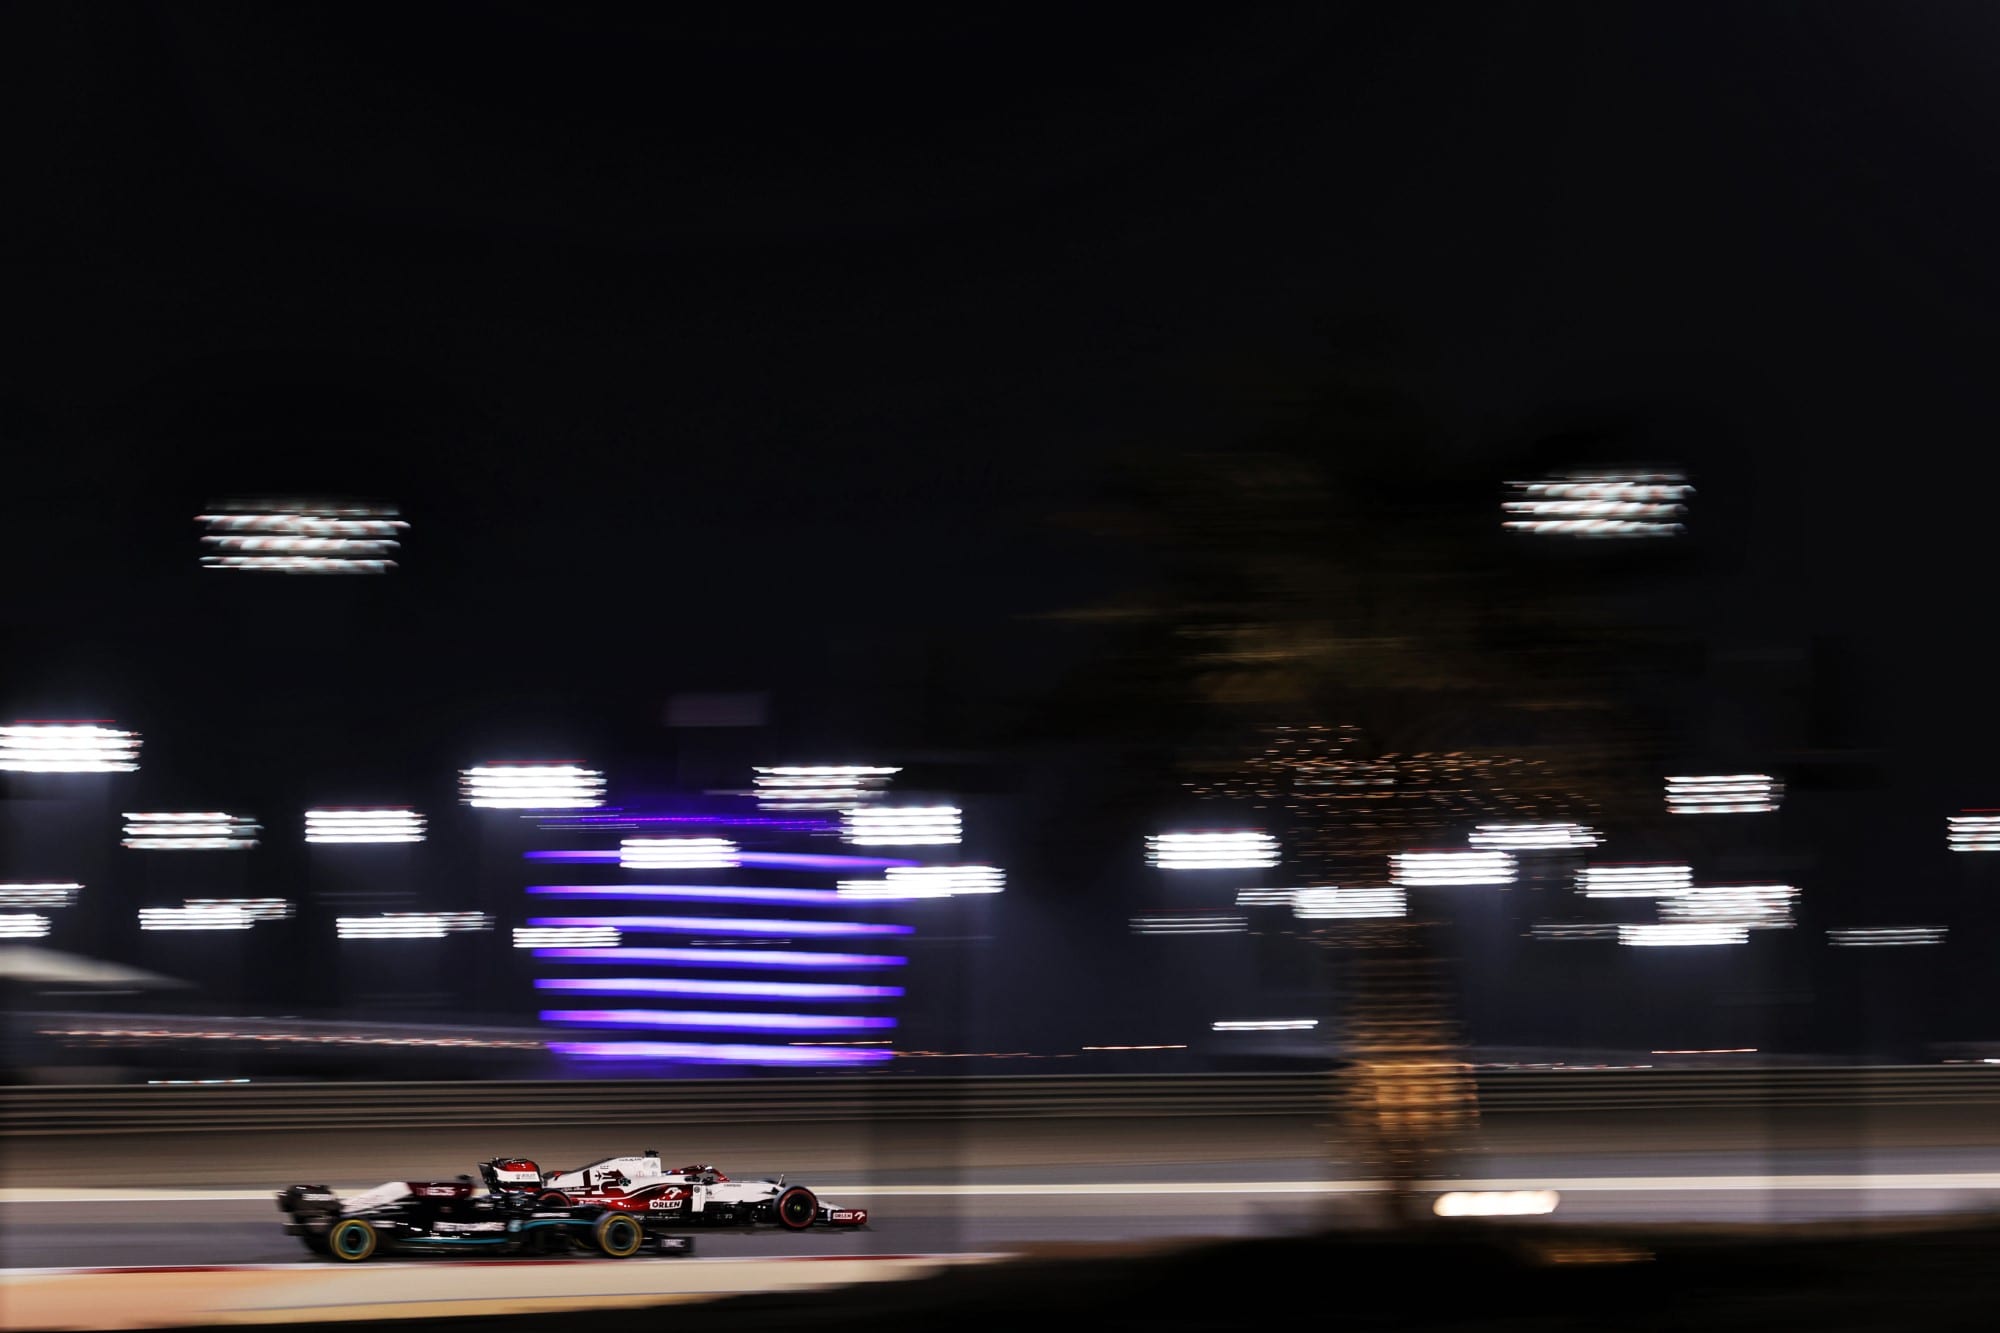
[277,1158,694,1262]
[533,1149,868,1230]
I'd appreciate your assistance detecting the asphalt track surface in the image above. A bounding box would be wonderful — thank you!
[12,1107,2000,1270]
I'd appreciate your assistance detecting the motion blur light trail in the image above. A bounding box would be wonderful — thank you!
[121,812,260,850]
[529,914,913,937]
[1501,470,1690,538]
[1577,864,1692,898]
[618,837,740,869]
[196,498,404,573]
[1433,1190,1560,1217]
[531,946,907,968]
[1144,832,1279,870]
[1947,813,2000,851]
[530,884,849,905]
[460,764,605,809]
[304,808,425,843]
[336,912,491,940]
[1665,774,1781,815]
[0,722,140,772]
[534,977,904,999]
[549,1040,895,1065]
[539,1008,898,1032]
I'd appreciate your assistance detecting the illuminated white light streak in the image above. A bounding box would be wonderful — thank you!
[1666,774,1781,815]
[839,865,1005,899]
[0,883,81,908]
[752,765,899,810]
[1391,850,1516,886]
[305,808,426,844]
[1503,470,1690,538]
[619,837,739,870]
[1618,923,1749,947]
[1948,814,2000,852]
[1131,914,1247,935]
[513,926,621,949]
[1529,922,1621,940]
[337,912,492,940]
[121,812,260,850]
[1433,1190,1559,1217]
[1294,886,1405,919]
[1145,832,1279,871]
[1576,864,1693,898]
[1660,884,1798,928]
[1469,823,1600,851]
[1235,887,1297,907]
[1212,1018,1318,1032]
[0,913,52,939]
[185,897,292,922]
[198,500,406,574]
[139,904,253,932]
[841,806,962,846]
[460,765,605,809]
[1828,927,1947,948]
[0,724,142,773]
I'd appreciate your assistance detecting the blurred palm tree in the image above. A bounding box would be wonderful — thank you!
[1036,347,1689,1217]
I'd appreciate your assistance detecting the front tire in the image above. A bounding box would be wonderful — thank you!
[594,1212,645,1258]
[327,1218,378,1262]
[773,1186,817,1231]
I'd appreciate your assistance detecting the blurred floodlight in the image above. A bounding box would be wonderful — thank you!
[619,837,739,870]
[1948,813,2000,851]
[1828,926,1946,947]
[1434,1190,1559,1217]
[121,812,260,850]
[139,904,252,932]
[1577,864,1693,898]
[1502,470,1689,538]
[198,499,405,574]
[1145,832,1279,871]
[1661,884,1798,929]
[1212,1018,1318,1032]
[1666,774,1781,814]
[513,926,621,948]
[1294,886,1406,919]
[1469,823,1600,851]
[305,808,426,843]
[839,865,1004,899]
[1618,923,1749,947]
[1235,887,1297,906]
[1131,913,1247,935]
[751,765,899,810]
[460,764,605,809]
[841,806,962,846]
[0,723,141,773]
[1391,850,1516,886]
[0,883,81,908]
[1529,922,1621,940]
[186,897,292,921]
[337,911,492,940]
[0,914,52,939]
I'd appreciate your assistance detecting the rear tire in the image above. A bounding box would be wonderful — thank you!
[537,1191,571,1208]
[774,1186,817,1231]
[594,1212,644,1258]
[327,1218,378,1262]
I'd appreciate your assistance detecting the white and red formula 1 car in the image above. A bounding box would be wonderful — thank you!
[530,1149,868,1231]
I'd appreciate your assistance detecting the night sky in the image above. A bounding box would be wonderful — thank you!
[8,5,2000,1054]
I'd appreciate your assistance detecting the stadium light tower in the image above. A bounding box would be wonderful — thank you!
[197,498,406,574]
[0,722,141,772]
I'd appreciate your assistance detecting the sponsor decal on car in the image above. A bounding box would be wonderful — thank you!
[433,1221,506,1233]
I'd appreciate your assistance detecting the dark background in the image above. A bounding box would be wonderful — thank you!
[6,4,2000,1059]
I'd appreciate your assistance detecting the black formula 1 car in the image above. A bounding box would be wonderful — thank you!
[277,1157,694,1261]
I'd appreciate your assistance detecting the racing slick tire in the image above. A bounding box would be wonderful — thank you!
[774,1186,818,1231]
[537,1191,571,1209]
[593,1212,645,1258]
[327,1218,378,1262]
